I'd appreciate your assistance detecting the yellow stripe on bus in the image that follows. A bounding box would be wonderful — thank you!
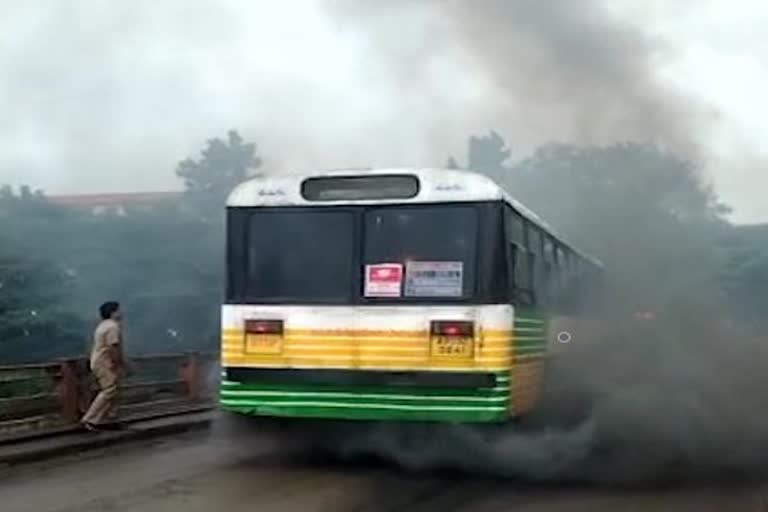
[221,340,513,350]
[220,327,514,372]
[221,328,513,338]
[221,343,512,357]
[221,351,511,361]
[220,335,512,343]
[221,337,512,347]
[221,355,510,369]
[221,361,511,372]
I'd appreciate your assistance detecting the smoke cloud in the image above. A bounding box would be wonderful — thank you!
[266,306,768,485]
[326,0,719,160]
[2,1,766,220]
[198,2,768,484]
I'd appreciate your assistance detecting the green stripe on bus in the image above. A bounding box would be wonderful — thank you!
[220,389,509,405]
[514,342,547,351]
[218,377,513,420]
[219,376,511,398]
[220,388,510,400]
[513,327,546,333]
[514,317,545,325]
[220,401,508,423]
[220,383,509,399]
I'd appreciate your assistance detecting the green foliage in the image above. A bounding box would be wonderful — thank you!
[719,225,768,324]
[0,247,85,362]
[1,188,84,361]
[2,127,766,364]
[0,130,263,363]
[175,129,262,215]
[0,199,223,362]
[467,131,511,182]
[0,185,61,218]
[464,134,743,316]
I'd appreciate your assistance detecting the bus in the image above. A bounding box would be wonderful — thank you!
[220,168,602,423]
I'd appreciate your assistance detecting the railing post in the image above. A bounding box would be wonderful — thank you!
[181,352,200,400]
[57,359,81,422]
[78,359,93,416]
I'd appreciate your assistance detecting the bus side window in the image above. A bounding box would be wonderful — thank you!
[506,208,525,246]
[554,245,566,305]
[559,248,574,312]
[504,207,533,305]
[509,242,534,305]
[526,223,543,304]
[543,236,555,304]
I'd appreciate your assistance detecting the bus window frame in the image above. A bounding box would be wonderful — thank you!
[225,202,503,306]
[241,206,361,305]
[360,202,482,304]
[525,221,544,303]
[504,205,535,306]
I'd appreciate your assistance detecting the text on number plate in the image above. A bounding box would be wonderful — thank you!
[431,336,474,358]
[245,333,282,354]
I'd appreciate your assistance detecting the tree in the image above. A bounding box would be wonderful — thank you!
[0,185,61,218]
[0,249,84,363]
[175,130,262,215]
[456,136,733,313]
[0,130,268,363]
[0,182,225,361]
[719,224,768,325]
[467,131,512,182]
[513,143,730,308]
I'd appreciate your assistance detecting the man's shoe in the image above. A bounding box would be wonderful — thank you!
[81,421,102,432]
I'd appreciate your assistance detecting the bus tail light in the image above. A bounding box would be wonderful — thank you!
[430,320,475,358]
[430,320,474,338]
[244,320,284,354]
[245,319,283,336]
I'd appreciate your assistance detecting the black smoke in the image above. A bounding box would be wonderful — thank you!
[327,0,718,159]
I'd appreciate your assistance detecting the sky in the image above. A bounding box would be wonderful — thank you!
[0,0,765,223]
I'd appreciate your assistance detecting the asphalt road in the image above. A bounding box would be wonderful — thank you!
[0,428,766,512]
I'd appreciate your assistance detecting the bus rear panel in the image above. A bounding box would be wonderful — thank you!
[221,201,545,423]
[220,304,535,422]
[219,169,599,423]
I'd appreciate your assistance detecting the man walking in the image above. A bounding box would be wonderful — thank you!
[81,301,125,431]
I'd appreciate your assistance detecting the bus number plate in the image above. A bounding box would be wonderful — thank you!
[431,336,474,358]
[245,334,282,354]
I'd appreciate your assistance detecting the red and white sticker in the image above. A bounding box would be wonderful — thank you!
[364,263,403,297]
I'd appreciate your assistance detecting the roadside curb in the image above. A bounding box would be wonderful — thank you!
[0,410,215,466]
[0,404,214,446]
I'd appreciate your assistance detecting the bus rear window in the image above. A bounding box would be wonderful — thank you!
[363,206,477,299]
[245,211,354,302]
[301,175,419,201]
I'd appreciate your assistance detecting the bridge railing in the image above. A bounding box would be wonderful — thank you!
[0,352,217,440]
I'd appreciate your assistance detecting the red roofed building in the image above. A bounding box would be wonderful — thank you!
[47,191,183,215]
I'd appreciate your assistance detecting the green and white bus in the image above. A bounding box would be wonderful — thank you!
[220,168,602,423]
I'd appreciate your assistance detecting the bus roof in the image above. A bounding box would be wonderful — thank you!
[227,168,603,268]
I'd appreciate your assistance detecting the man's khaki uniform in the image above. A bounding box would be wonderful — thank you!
[82,319,122,425]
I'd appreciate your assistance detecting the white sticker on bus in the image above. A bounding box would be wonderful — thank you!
[405,261,463,297]
[364,263,403,297]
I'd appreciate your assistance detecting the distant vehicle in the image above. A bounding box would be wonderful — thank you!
[220,168,603,423]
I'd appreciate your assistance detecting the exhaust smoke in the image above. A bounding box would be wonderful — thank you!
[299,308,768,484]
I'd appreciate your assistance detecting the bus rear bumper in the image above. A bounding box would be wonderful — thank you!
[219,367,510,423]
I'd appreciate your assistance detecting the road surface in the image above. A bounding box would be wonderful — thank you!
[0,428,765,512]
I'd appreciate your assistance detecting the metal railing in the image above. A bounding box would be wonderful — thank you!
[0,352,217,440]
